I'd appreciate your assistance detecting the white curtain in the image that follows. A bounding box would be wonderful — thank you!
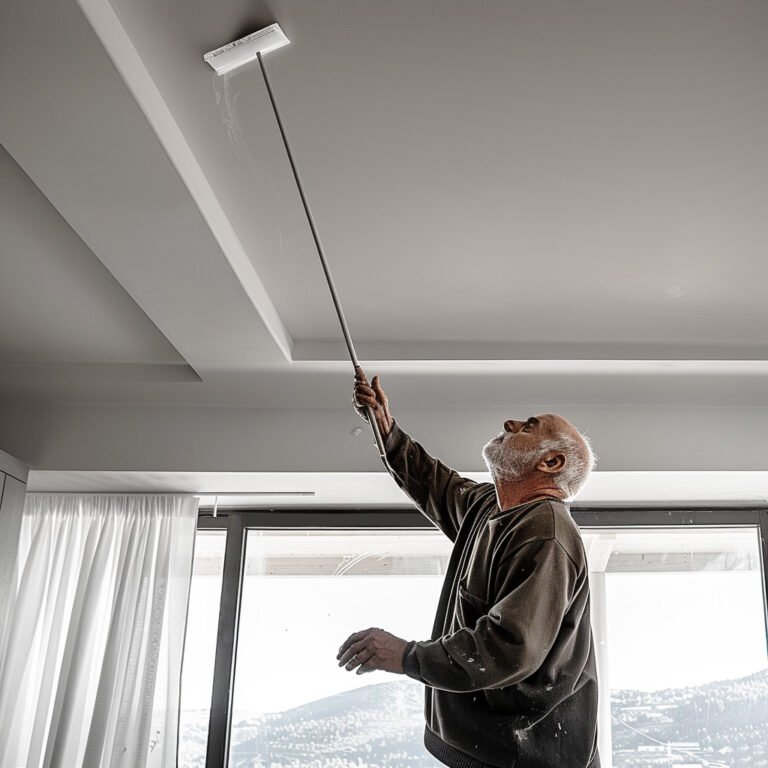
[0,494,198,768]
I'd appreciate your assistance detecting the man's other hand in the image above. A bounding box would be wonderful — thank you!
[337,627,408,675]
[352,367,394,439]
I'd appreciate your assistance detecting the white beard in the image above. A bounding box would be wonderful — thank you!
[482,432,539,481]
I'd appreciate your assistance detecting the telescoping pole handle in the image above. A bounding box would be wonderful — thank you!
[258,52,390,470]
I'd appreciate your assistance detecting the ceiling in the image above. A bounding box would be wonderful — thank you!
[1,0,768,475]
[0,145,190,370]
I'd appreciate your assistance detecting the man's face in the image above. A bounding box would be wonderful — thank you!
[482,413,578,480]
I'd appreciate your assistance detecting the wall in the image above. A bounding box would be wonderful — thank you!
[0,449,28,653]
[0,401,764,473]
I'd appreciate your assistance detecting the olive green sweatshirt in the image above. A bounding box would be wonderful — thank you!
[387,422,600,768]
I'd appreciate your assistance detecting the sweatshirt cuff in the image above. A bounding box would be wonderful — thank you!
[384,419,407,455]
[402,640,422,680]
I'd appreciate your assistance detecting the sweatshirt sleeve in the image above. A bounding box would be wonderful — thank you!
[402,538,577,691]
[384,420,488,541]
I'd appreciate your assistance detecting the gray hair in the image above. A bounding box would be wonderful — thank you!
[482,427,597,500]
[536,432,597,500]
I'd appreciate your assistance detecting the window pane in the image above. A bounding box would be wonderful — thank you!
[229,529,452,767]
[179,529,227,768]
[584,527,768,768]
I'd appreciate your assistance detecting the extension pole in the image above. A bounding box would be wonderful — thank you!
[257,52,391,470]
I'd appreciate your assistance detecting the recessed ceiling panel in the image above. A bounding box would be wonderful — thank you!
[105,0,768,356]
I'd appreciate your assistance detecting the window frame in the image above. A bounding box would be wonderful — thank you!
[195,505,768,768]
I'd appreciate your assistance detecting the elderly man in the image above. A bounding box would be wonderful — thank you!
[337,368,600,768]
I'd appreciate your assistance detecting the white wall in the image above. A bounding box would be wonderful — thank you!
[0,401,765,473]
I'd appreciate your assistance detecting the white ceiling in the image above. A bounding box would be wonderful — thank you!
[92,0,768,356]
[1,0,768,473]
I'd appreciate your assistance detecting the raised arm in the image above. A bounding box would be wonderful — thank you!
[353,367,485,540]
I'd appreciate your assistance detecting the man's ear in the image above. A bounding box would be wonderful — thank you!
[537,452,566,474]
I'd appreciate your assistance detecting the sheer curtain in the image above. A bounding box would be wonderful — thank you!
[0,494,198,768]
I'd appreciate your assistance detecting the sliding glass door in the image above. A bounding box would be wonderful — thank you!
[229,529,451,767]
[582,527,768,768]
[184,510,768,768]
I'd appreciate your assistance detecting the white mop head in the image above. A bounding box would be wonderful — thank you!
[204,24,290,75]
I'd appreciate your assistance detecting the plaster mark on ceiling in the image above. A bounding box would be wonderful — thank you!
[212,73,289,268]
[75,0,294,361]
[213,75,247,164]
[664,285,685,299]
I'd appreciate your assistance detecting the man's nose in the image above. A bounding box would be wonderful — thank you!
[504,419,525,433]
